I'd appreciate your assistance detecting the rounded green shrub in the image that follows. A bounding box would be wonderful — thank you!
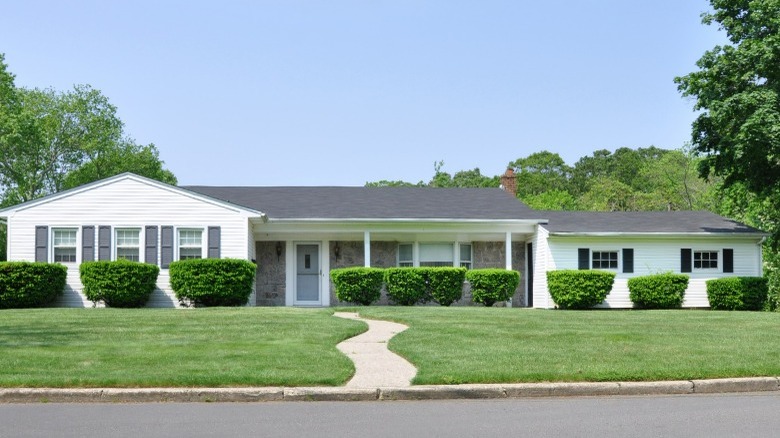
[706,277,768,310]
[331,267,384,305]
[384,268,427,306]
[0,262,67,308]
[628,273,689,309]
[425,267,467,306]
[546,270,615,309]
[80,260,160,308]
[465,269,520,307]
[169,258,257,307]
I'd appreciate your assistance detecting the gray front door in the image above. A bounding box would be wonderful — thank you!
[295,244,320,304]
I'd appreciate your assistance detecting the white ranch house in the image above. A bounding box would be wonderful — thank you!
[0,173,766,308]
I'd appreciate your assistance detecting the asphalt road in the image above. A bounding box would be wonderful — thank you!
[1,393,779,437]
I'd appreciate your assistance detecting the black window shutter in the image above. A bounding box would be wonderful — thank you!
[723,248,734,273]
[35,226,48,262]
[622,248,634,273]
[681,248,692,273]
[161,226,174,268]
[98,226,111,261]
[578,248,590,270]
[82,226,95,262]
[207,226,221,259]
[145,226,159,265]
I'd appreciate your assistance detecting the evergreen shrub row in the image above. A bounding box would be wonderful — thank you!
[0,262,67,308]
[331,267,519,307]
[80,260,160,308]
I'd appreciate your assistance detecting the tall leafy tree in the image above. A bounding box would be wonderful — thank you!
[675,0,780,198]
[509,151,572,197]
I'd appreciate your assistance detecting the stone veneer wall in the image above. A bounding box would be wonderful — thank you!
[329,241,396,306]
[469,241,526,307]
[255,241,286,306]
[254,239,526,307]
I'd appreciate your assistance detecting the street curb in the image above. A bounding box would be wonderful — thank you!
[1,377,778,403]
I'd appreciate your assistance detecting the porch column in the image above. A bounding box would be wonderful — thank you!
[505,232,513,308]
[364,231,371,267]
[505,232,512,270]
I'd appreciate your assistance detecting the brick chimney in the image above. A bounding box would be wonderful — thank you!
[500,168,517,197]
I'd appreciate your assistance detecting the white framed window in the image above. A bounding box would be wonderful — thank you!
[115,228,141,262]
[419,243,454,267]
[398,243,413,267]
[52,228,77,263]
[694,250,718,270]
[592,251,618,270]
[397,242,472,268]
[459,243,472,269]
[178,229,203,260]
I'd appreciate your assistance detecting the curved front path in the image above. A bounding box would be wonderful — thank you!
[334,312,417,388]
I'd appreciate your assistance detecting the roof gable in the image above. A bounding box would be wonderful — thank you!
[0,173,265,217]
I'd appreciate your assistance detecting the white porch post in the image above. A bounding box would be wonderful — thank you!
[364,231,371,267]
[505,232,513,308]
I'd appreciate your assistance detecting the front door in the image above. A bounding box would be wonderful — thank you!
[295,243,320,304]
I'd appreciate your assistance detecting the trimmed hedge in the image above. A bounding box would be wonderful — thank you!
[706,277,768,311]
[331,267,384,305]
[0,262,67,308]
[546,270,615,309]
[425,267,467,306]
[384,268,428,305]
[80,260,160,308]
[465,269,520,307]
[169,258,257,307]
[628,273,689,309]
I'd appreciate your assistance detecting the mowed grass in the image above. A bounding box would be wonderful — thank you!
[354,307,780,385]
[0,308,365,388]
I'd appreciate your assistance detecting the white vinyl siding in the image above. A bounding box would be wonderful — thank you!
[537,230,763,309]
[115,228,141,262]
[4,176,254,308]
[52,228,77,263]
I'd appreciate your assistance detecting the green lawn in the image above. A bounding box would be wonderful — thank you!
[0,308,365,388]
[354,307,780,385]
[2,307,779,388]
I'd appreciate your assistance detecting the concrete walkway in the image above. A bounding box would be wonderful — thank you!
[334,312,417,388]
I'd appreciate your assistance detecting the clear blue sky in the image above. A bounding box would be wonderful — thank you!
[1,0,725,186]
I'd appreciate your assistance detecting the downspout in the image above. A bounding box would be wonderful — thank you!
[758,236,767,277]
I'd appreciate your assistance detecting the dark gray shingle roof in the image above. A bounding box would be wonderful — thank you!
[539,210,765,234]
[183,186,539,220]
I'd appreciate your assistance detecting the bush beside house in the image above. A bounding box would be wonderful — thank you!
[425,267,467,306]
[706,277,768,311]
[170,258,257,307]
[331,267,384,305]
[0,262,67,308]
[384,268,428,305]
[547,270,615,309]
[628,273,689,309]
[80,260,160,308]
[465,269,520,307]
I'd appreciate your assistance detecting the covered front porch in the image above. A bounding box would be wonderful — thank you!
[250,219,539,307]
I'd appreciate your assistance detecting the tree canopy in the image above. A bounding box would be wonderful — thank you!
[675,0,780,197]
[0,54,176,206]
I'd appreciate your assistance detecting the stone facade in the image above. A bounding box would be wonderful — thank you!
[469,241,526,307]
[256,239,527,307]
[328,241,396,306]
[255,241,286,306]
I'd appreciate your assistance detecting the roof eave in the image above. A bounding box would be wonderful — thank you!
[547,231,768,238]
